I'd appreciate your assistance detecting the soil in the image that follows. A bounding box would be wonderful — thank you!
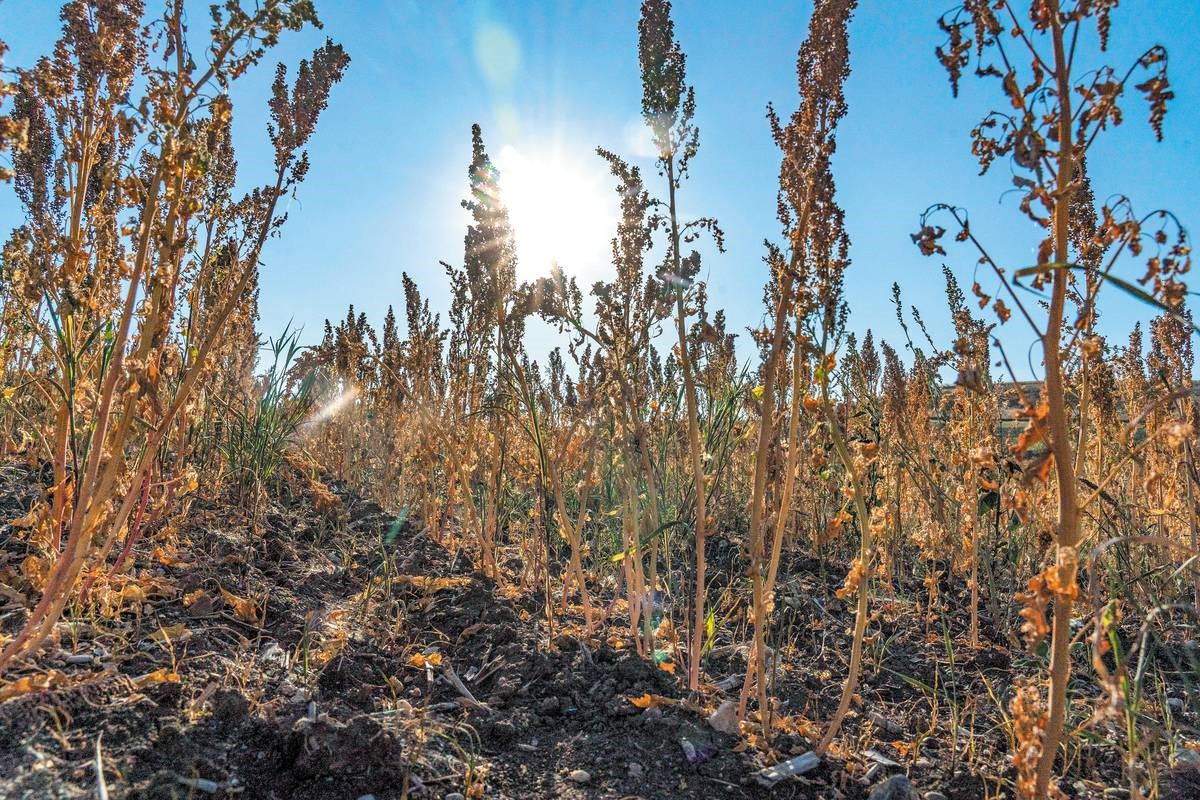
[0,460,1196,800]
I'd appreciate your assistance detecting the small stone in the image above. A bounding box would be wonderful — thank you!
[924,793,948,800]
[486,719,518,744]
[444,794,465,800]
[640,706,665,723]
[707,700,739,735]
[1167,697,1185,713]
[628,762,644,779]
[870,711,903,735]
[356,795,377,800]
[868,775,918,800]
[567,769,591,784]
[1103,789,1130,799]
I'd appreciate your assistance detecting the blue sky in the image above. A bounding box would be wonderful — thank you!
[3,1,1197,377]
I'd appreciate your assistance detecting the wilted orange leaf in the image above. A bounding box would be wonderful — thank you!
[132,668,180,688]
[153,546,186,567]
[629,692,676,709]
[0,670,67,702]
[407,652,443,668]
[657,660,676,674]
[630,693,655,709]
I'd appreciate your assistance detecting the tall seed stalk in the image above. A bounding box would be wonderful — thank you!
[637,0,723,686]
[742,0,856,731]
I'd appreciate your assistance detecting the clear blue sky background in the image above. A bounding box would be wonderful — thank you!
[3,1,1197,378]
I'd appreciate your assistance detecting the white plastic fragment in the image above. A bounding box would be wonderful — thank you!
[864,749,902,768]
[175,776,220,793]
[755,751,820,787]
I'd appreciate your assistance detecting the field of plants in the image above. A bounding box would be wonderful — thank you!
[0,1,1196,798]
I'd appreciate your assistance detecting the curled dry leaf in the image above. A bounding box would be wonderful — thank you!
[219,587,262,625]
[131,668,180,688]
[146,623,192,645]
[0,670,69,702]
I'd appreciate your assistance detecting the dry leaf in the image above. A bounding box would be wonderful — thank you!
[0,670,67,701]
[147,623,192,645]
[9,507,42,529]
[457,623,486,642]
[183,589,214,617]
[132,668,180,688]
[121,583,146,605]
[153,546,186,567]
[219,587,262,625]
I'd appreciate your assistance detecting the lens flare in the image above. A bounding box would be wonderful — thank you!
[304,385,360,427]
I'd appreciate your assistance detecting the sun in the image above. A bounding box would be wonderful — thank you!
[494,145,616,282]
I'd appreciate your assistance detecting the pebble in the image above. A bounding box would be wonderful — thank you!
[628,762,644,779]
[444,794,465,800]
[707,700,739,735]
[1167,697,1184,713]
[867,775,917,800]
[870,711,903,735]
[925,793,948,800]
[487,719,517,743]
[567,769,591,784]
